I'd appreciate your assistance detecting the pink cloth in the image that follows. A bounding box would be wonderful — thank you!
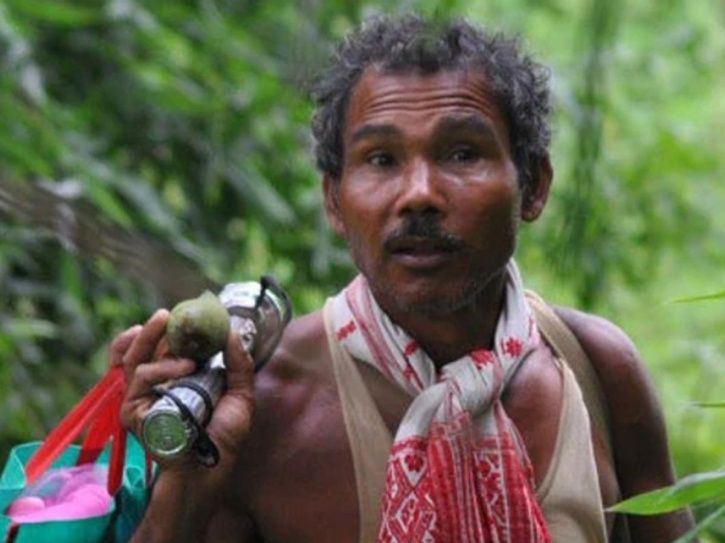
[331,260,550,542]
[6,465,112,523]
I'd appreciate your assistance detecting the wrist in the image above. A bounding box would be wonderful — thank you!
[132,460,232,543]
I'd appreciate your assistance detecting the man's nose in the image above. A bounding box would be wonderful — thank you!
[396,159,445,215]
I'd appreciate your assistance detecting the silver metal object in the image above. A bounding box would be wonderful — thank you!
[141,277,292,463]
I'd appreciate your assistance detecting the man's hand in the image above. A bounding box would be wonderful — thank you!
[111,309,256,466]
[108,310,257,542]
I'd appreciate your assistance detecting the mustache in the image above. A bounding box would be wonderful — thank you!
[383,214,465,252]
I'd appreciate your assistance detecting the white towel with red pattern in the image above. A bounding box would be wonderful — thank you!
[330,261,550,542]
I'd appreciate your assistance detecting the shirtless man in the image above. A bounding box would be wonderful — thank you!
[113,15,695,542]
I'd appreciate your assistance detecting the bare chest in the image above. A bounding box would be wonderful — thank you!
[231,366,360,543]
[229,340,618,542]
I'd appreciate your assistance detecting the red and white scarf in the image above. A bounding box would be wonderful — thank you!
[330,261,550,542]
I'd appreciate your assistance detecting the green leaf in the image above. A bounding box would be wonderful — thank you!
[225,163,296,226]
[0,133,52,175]
[4,0,99,27]
[668,290,725,303]
[671,503,725,543]
[82,179,134,227]
[691,402,725,409]
[3,318,58,339]
[610,471,725,515]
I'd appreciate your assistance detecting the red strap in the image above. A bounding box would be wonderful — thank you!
[78,402,117,464]
[25,368,125,487]
[77,386,128,494]
[107,418,127,495]
[6,523,19,543]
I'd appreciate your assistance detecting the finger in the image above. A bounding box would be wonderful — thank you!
[122,309,169,377]
[209,332,256,453]
[126,357,197,401]
[223,327,255,393]
[153,336,171,360]
[109,325,142,367]
[121,357,196,440]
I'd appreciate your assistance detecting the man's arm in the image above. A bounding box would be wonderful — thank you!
[557,307,696,542]
[129,465,256,542]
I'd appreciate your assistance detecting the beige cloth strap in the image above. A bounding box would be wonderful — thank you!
[525,290,614,465]
[535,358,608,543]
[323,300,392,543]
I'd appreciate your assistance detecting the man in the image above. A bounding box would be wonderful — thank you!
[113,15,694,542]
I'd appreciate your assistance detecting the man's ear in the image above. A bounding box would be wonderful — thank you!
[323,175,346,237]
[521,154,553,222]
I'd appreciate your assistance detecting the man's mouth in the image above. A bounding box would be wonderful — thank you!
[385,236,463,268]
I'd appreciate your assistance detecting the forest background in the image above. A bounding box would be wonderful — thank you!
[0,0,722,540]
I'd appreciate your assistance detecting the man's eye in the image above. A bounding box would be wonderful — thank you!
[366,152,395,167]
[448,147,479,163]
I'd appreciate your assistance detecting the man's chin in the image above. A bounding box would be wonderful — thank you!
[371,281,479,319]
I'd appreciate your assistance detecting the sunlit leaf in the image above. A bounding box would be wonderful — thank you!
[610,471,725,515]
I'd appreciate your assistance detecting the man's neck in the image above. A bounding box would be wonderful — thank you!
[379,272,507,369]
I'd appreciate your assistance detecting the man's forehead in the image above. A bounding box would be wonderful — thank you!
[344,66,508,140]
[343,66,509,147]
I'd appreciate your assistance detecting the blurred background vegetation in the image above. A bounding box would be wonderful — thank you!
[0,0,722,539]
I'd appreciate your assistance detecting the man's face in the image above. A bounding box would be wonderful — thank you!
[325,67,527,318]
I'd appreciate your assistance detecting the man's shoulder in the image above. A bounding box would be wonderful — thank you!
[234,306,341,468]
[255,308,330,402]
[552,306,643,391]
[247,307,344,442]
[550,305,664,439]
[548,308,695,538]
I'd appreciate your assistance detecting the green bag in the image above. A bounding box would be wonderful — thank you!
[0,368,151,543]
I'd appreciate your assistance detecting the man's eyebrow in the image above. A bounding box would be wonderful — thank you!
[349,123,402,144]
[433,115,499,141]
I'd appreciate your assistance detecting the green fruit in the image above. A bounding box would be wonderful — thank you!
[166,290,230,361]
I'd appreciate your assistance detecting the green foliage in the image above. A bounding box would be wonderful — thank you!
[672,506,725,543]
[611,292,725,540]
[612,469,725,542]
[611,470,725,515]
